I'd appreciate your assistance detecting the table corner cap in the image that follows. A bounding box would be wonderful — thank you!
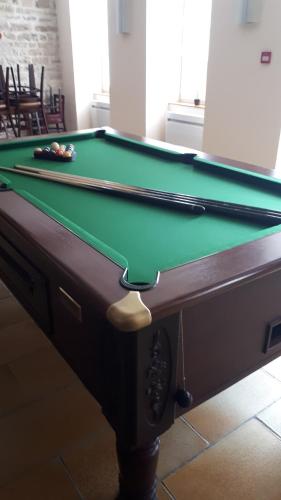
[106,291,152,332]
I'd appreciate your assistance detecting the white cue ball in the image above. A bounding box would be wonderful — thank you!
[50,142,60,151]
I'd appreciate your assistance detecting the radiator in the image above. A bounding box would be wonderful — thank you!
[165,111,204,150]
[90,102,110,128]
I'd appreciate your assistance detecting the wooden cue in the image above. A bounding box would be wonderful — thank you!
[1,165,205,215]
[13,164,281,223]
[13,168,204,216]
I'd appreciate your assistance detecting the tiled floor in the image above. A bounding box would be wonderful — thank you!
[0,280,281,499]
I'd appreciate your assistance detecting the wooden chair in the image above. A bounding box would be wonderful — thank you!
[46,91,66,132]
[16,64,22,95]
[13,63,37,99]
[0,67,18,138]
[12,65,48,136]
[0,65,5,95]
[28,63,38,98]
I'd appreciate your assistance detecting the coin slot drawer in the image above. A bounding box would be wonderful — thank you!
[265,319,281,353]
[0,232,51,332]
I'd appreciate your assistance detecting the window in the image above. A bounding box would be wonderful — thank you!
[179,0,212,103]
[99,1,110,94]
[93,0,212,102]
[91,0,110,96]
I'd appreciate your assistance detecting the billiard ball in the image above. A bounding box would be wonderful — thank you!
[63,151,72,158]
[43,146,51,153]
[60,145,66,152]
[56,149,64,156]
[34,147,42,153]
[66,144,74,152]
[51,142,60,151]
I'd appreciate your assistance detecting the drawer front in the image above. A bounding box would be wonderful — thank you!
[0,232,51,333]
[181,269,281,408]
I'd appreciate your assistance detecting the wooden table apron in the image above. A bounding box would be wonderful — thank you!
[1,130,281,500]
[1,188,281,433]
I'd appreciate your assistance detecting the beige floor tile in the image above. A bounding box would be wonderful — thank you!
[62,428,119,500]
[263,355,281,382]
[258,398,281,437]
[157,418,208,479]
[0,459,82,500]
[9,345,77,399]
[184,370,281,442]
[0,365,26,417]
[0,319,49,365]
[158,483,175,499]
[0,297,31,329]
[63,429,177,500]
[0,281,10,300]
[0,382,108,486]
[164,419,281,500]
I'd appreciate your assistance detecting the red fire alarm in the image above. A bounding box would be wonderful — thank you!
[261,51,272,64]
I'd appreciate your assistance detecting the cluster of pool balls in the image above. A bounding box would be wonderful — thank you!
[34,142,76,161]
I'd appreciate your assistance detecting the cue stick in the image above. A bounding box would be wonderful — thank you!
[15,164,281,217]
[3,164,281,224]
[0,165,205,215]
[13,165,281,218]
[13,164,281,224]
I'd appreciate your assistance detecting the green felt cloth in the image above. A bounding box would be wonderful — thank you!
[1,131,281,285]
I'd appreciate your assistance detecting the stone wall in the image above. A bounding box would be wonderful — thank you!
[0,0,62,100]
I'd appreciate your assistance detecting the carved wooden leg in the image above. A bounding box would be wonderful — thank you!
[116,437,160,500]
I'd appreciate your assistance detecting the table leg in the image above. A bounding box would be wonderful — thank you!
[116,437,160,500]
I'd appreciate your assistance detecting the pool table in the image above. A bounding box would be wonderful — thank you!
[1,128,281,499]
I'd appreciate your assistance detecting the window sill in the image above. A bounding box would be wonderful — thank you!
[167,102,205,123]
[90,97,204,124]
[168,102,205,112]
[169,101,205,109]
[92,93,110,105]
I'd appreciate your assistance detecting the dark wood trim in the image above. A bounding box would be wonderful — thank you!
[0,191,126,315]
[2,128,281,499]
[1,124,279,177]
[197,152,281,179]
[144,229,281,318]
[106,128,281,179]
[1,129,281,325]
[117,438,159,500]
[1,190,281,326]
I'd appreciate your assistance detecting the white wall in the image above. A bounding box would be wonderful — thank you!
[276,130,281,171]
[70,0,109,130]
[203,0,281,169]
[56,0,77,130]
[56,0,104,130]
[108,0,146,135]
[146,1,182,140]
[108,0,183,139]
